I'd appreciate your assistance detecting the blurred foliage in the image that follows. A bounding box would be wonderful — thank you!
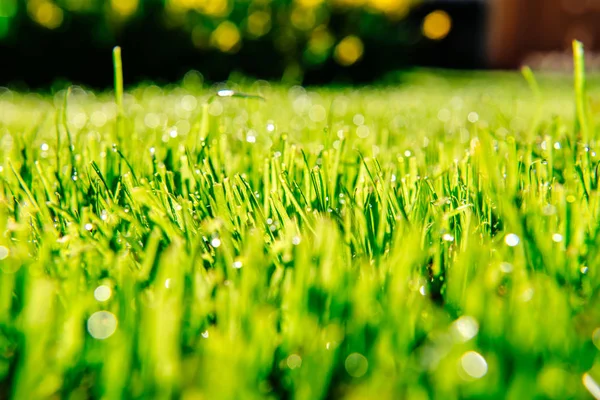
[0,0,468,86]
[0,0,421,67]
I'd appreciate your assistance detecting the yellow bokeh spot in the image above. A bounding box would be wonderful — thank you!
[332,0,366,7]
[295,0,325,7]
[422,10,452,40]
[211,21,241,53]
[202,0,228,17]
[247,10,271,37]
[334,36,364,66]
[369,0,409,18]
[29,0,63,29]
[308,27,334,55]
[168,0,229,17]
[111,0,139,17]
[290,6,316,31]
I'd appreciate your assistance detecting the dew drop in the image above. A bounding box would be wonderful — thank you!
[504,233,520,247]
[94,285,112,302]
[87,311,118,340]
[460,351,487,379]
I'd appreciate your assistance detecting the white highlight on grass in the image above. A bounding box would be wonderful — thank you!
[266,122,275,132]
[0,244,9,261]
[504,233,520,247]
[0,246,8,260]
[211,238,221,248]
[292,236,301,245]
[345,353,368,378]
[460,351,487,379]
[94,285,112,302]
[500,262,513,273]
[233,261,243,269]
[87,311,117,340]
[246,134,257,143]
[442,233,455,242]
[452,316,479,342]
[217,89,235,97]
[41,143,49,151]
[520,287,534,302]
[552,233,563,243]
[84,223,93,231]
[201,330,209,339]
[583,373,600,399]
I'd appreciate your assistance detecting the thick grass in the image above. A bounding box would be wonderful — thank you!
[2,57,600,398]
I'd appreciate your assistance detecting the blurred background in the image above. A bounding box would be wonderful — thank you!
[0,0,598,88]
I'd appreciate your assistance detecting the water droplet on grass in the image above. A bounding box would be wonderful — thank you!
[217,89,235,97]
[452,316,479,342]
[94,285,112,302]
[87,311,117,340]
[505,233,520,247]
[500,262,513,273]
[442,233,454,242]
[460,351,487,379]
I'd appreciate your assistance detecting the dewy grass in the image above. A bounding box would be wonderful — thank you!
[2,43,600,398]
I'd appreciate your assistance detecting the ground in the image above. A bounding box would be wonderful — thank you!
[1,67,600,399]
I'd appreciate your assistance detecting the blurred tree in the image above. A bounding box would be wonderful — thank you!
[0,0,487,87]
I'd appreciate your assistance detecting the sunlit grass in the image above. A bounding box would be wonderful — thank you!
[2,46,600,398]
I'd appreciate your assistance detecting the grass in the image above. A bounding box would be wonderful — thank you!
[2,45,600,399]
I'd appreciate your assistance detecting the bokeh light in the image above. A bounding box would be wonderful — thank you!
[422,10,452,40]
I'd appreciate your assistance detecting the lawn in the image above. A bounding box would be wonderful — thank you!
[1,45,600,399]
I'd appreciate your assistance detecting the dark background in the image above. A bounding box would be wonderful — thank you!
[2,0,598,89]
[0,0,488,88]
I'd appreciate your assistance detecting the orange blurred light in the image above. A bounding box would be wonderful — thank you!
[422,10,452,40]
